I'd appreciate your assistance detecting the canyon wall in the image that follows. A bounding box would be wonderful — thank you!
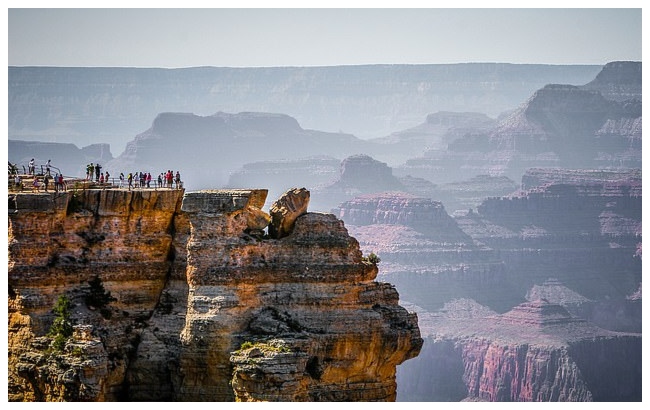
[7,188,422,401]
[335,169,641,401]
[397,300,641,402]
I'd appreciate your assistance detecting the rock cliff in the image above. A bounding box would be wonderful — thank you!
[395,62,642,185]
[8,188,422,401]
[397,299,641,401]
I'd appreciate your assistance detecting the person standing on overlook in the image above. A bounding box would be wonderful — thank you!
[28,158,35,175]
[95,163,102,182]
[166,170,173,188]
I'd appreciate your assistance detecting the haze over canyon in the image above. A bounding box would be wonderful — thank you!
[7,60,642,401]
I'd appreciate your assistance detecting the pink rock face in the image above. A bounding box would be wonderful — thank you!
[398,299,641,401]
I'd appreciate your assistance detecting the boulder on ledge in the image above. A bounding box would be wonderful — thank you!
[269,187,310,239]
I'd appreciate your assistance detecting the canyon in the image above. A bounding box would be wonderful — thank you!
[335,167,641,401]
[7,60,642,402]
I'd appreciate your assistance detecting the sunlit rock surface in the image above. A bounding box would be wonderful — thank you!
[8,188,421,402]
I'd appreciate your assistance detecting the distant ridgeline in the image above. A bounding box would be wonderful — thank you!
[8,62,640,195]
[8,63,603,151]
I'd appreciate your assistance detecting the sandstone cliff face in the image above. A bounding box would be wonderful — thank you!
[7,188,422,402]
[9,189,185,401]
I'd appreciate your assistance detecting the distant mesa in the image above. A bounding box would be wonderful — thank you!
[495,298,586,328]
[106,111,373,190]
[526,278,592,306]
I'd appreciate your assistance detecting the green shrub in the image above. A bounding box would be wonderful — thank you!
[47,295,74,351]
[362,252,381,264]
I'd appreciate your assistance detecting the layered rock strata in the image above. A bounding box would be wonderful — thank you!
[395,62,642,185]
[333,169,641,401]
[8,189,185,401]
[8,188,422,402]
[397,299,641,402]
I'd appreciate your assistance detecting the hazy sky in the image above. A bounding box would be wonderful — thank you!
[6,4,643,68]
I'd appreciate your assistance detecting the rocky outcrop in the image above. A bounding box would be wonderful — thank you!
[397,299,641,401]
[268,187,310,239]
[310,155,407,212]
[337,154,404,191]
[335,192,461,235]
[8,188,422,402]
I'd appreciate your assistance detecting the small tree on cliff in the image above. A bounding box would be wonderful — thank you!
[48,295,74,351]
[85,276,116,319]
[362,252,381,264]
